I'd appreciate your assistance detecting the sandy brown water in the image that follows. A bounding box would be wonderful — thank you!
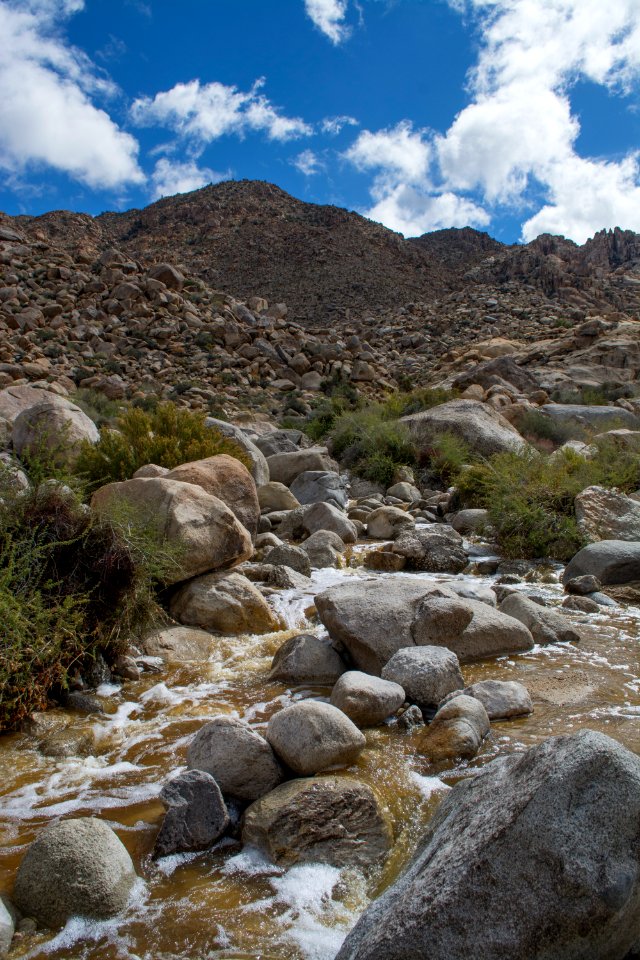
[1,552,639,960]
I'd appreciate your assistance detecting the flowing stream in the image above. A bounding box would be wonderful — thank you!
[1,546,640,960]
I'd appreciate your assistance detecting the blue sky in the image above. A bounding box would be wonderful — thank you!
[1,0,640,244]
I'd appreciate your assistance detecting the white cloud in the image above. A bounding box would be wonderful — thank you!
[150,158,226,200]
[437,0,640,240]
[292,149,323,176]
[131,78,312,145]
[321,114,359,135]
[304,0,350,44]
[0,0,142,189]
[367,183,490,236]
[344,121,431,184]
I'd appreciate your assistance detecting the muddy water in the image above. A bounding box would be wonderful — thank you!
[1,551,640,960]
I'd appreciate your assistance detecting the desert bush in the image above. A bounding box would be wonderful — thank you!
[513,409,586,448]
[421,432,474,485]
[330,407,416,487]
[71,388,122,427]
[0,480,176,730]
[76,401,250,491]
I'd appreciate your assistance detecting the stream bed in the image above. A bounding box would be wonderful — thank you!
[1,552,640,960]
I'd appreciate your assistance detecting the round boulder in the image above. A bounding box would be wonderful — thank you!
[12,397,99,467]
[14,818,136,926]
[187,716,282,801]
[267,700,366,775]
[330,671,405,727]
[270,634,346,684]
[153,770,229,858]
[382,647,464,711]
[170,571,281,634]
[166,454,259,540]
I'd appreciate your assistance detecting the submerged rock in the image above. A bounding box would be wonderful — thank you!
[336,730,640,960]
[14,818,136,927]
[242,776,392,872]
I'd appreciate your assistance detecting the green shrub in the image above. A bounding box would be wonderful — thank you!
[513,409,586,448]
[422,432,473,485]
[0,481,175,729]
[76,401,250,491]
[71,388,122,427]
[330,407,416,487]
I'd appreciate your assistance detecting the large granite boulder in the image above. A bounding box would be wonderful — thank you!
[391,526,468,573]
[186,716,282,801]
[170,571,281,634]
[289,470,348,508]
[499,593,581,645]
[14,818,136,927]
[266,700,365,775]
[336,730,640,960]
[563,540,640,586]
[205,418,269,486]
[142,625,217,661]
[12,397,99,466]
[402,399,528,458]
[266,448,337,486]
[257,481,300,512]
[574,485,640,542]
[315,580,533,676]
[303,500,358,543]
[166,454,259,540]
[242,777,392,872]
[540,403,639,429]
[92,477,252,585]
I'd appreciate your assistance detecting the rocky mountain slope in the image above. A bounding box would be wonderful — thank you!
[1,181,640,416]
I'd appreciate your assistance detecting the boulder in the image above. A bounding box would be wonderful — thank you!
[12,397,99,466]
[153,770,229,858]
[266,448,337,486]
[0,899,13,955]
[290,470,348,508]
[266,700,365,775]
[540,403,639,429]
[392,526,468,573]
[499,593,581,645]
[270,634,346,685]
[574,485,640,542]
[386,481,421,502]
[330,671,405,727]
[148,262,184,290]
[254,430,301,457]
[264,542,311,577]
[142,625,217,661]
[301,529,345,568]
[166,454,259,540]
[565,574,602,595]
[316,580,534,676]
[170,571,281,634]
[563,540,640,586]
[205,418,269,486]
[302,501,358,543]
[382,647,463,711]
[0,384,57,423]
[461,679,533,720]
[366,506,414,540]
[402,399,528,458]
[451,508,492,535]
[14,818,136,927]
[418,694,489,763]
[92,477,252,585]
[133,463,169,478]
[186,716,282,801]
[242,777,391,872]
[453,355,540,394]
[336,730,640,960]
[258,481,300,512]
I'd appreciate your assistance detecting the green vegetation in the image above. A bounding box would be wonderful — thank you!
[455,439,640,560]
[0,477,176,730]
[76,401,250,491]
[71,388,122,427]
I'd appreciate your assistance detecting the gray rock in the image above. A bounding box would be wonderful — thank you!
[336,730,640,960]
[402,399,528,458]
[290,470,348,508]
[366,505,414,540]
[499,593,582,645]
[461,679,533,719]
[316,580,533,676]
[575,485,640,542]
[392,525,468,573]
[0,899,14,956]
[266,448,337,486]
[257,481,300,512]
[153,770,229,858]
[187,716,282,801]
[14,818,136,927]
[451,508,492,535]
[266,700,365,775]
[302,501,357,543]
[565,574,602,595]
[540,403,639,429]
[242,777,391,872]
[142,625,216,661]
[330,671,405,727]
[265,542,312,577]
[205,418,269,486]
[301,529,345,568]
[254,431,299,457]
[386,481,421,502]
[418,694,489,763]
[170,571,281,634]
[12,397,99,467]
[382,647,463,710]
[563,595,600,613]
[270,634,346,684]
[397,704,425,731]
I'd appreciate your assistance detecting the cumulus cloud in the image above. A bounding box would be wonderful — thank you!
[321,114,358,135]
[367,184,490,236]
[150,158,226,200]
[437,0,640,241]
[0,0,143,189]
[292,149,323,175]
[131,78,312,146]
[344,121,431,184]
[304,0,350,44]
